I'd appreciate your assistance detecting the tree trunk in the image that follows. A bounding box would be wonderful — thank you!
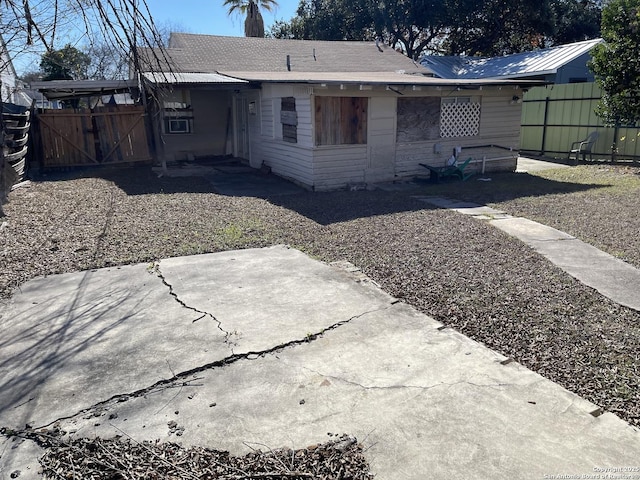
[244,1,265,38]
[0,103,5,217]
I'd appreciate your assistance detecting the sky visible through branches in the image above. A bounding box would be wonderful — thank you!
[2,0,299,75]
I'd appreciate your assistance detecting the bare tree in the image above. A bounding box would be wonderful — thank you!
[0,0,174,214]
[85,41,129,80]
[0,0,171,77]
[154,19,192,47]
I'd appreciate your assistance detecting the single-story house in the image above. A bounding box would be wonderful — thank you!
[421,38,602,85]
[143,34,543,190]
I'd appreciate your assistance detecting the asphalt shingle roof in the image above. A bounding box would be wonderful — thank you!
[163,33,426,75]
[138,33,545,87]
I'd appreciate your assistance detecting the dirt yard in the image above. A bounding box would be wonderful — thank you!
[2,163,640,435]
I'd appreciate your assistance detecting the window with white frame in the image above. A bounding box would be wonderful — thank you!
[440,96,481,138]
[162,88,194,134]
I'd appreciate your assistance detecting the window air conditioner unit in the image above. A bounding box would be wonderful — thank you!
[168,119,190,133]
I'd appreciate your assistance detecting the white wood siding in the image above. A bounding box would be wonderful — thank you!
[296,97,314,148]
[479,95,523,140]
[0,45,17,103]
[261,140,315,186]
[254,84,315,187]
[251,84,521,189]
[395,90,521,177]
[260,94,274,138]
[312,145,369,191]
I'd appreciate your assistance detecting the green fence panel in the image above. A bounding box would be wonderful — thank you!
[521,82,640,161]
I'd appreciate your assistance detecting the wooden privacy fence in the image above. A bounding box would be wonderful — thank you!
[520,82,640,162]
[34,105,151,168]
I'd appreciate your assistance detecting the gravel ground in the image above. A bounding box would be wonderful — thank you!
[1,163,640,436]
[428,164,640,269]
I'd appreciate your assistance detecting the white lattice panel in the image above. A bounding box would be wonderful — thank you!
[440,102,481,137]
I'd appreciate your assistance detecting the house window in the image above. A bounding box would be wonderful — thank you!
[440,96,481,138]
[397,97,440,142]
[281,97,297,143]
[315,96,367,146]
[163,88,193,134]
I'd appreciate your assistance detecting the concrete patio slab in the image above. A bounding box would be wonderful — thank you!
[1,246,639,479]
[516,157,571,173]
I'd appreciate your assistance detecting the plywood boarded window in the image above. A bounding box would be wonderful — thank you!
[281,97,297,143]
[396,97,440,142]
[440,97,481,137]
[315,97,367,146]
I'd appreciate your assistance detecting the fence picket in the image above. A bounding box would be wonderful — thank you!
[35,106,151,168]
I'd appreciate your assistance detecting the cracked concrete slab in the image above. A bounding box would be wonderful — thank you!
[0,246,392,430]
[0,263,229,430]
[156,246,396,355]
[10,303,640,480]
[1,246,640,479]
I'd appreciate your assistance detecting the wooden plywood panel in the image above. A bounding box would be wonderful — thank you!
[38,111,97,167]
[37,106,149,168]
[315,96,367,146]
[396,97,440,142]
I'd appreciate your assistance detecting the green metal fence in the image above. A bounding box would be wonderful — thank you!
[520,82,640,162]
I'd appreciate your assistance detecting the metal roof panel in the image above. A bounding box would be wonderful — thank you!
[421,39,602,79]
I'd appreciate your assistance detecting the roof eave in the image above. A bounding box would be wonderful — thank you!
[141,71,249,86]
[221,73,546,87]
[479,70,557,81]
[29,79,140,100]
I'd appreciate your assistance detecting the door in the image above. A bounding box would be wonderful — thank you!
[234,97,250,161]
[366,96,396,183]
